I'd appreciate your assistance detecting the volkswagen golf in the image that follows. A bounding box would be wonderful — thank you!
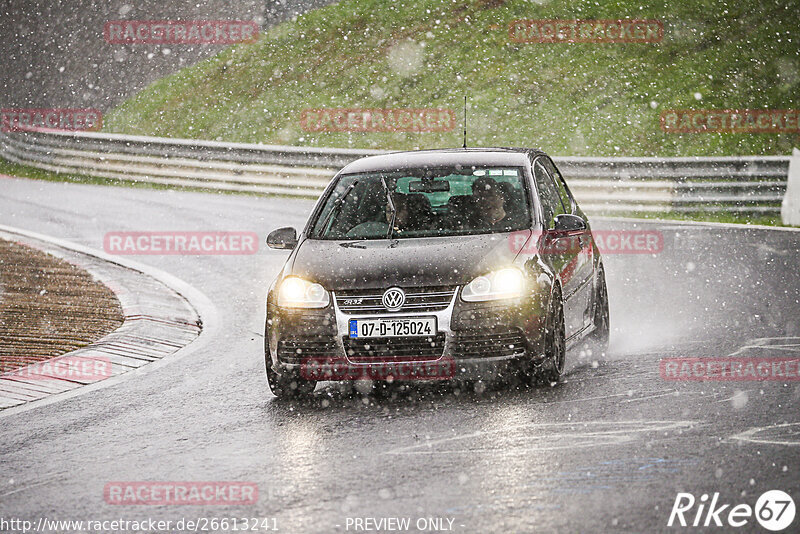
[264,148,609,398]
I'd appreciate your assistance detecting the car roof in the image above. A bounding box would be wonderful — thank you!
[338,147,548,174]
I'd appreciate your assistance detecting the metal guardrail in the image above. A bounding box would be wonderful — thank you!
[0,128,791,214]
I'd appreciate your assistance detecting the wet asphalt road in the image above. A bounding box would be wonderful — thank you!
[0,177,799,533]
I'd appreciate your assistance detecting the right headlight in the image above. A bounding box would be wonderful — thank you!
[461,268,525,302]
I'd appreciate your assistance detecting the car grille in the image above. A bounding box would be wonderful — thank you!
[277,336,338,364]
[335,286,456,314]
[343,334,446,363]
[452,328,527,359]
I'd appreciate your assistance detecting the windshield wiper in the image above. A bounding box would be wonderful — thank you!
[380,177,396,240]
[318,180,358,237]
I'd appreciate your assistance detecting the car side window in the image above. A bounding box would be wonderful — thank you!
[533,160,565,228]
[542,157,574,214]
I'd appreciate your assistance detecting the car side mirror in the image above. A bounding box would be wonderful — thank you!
[266,227,298,250]
[552,214,586,234]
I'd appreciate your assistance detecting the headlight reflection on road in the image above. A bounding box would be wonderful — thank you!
[453,403,553,509]
[273,421,323,487]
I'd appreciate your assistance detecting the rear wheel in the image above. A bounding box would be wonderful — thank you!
[589,266,610,352]
[266,360,316,399]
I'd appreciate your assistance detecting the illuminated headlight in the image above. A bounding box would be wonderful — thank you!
[461,268,525,302]
[277,277,330,308]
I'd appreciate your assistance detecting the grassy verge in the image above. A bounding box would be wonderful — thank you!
[104,0,799,157]
[0,238,123,370]
[0,157,168,190]
[0,157,274,198]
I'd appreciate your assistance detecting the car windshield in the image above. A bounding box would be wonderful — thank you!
[310,166,531,239]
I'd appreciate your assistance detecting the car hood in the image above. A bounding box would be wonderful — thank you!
[288,232,529,290]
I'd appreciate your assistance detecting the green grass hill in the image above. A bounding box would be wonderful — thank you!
[103,0,800,156]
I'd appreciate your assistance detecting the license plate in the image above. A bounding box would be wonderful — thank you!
[349,317,437,338]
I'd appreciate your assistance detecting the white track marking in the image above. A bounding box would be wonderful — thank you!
[386,420,699,455]
[728,423,800,446]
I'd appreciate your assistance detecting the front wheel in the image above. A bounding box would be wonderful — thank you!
[539,289,566,384]
[266,362,316,399]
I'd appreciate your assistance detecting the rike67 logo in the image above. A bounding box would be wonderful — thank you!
[668,490,795,531]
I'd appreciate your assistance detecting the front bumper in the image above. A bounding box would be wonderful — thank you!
[267,287,548,382]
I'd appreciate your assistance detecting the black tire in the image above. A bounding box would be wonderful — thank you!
[539,288,566,384]
[589,265,610,352]
[265,361,316,399]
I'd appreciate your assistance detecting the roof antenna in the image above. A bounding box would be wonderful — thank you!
[462,95,467,149]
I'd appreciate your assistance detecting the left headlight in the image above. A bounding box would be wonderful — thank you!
[461,268,525,302]
[277,276,331,308]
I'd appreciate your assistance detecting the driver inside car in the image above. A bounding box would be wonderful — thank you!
[472,176,514,230]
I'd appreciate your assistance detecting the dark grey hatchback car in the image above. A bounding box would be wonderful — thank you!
[265,148,609,398]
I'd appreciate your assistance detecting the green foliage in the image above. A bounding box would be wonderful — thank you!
[103,0,799,156]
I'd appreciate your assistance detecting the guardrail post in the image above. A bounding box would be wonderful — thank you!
[781,148,800,226]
